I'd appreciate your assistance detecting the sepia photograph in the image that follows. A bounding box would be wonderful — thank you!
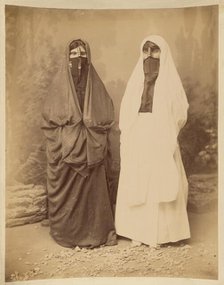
[1,0,223,284]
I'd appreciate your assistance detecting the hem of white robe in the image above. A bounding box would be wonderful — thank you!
[116,230,191,246]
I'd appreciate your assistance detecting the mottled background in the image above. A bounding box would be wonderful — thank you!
[5,5,218,184]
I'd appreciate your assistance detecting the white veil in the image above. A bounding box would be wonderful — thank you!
[119,35,189,205]
[119,35,189,146]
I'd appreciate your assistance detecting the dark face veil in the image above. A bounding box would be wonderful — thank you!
[42,38,114,175]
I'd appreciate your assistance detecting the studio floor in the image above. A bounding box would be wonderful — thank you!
[5,207,218,282]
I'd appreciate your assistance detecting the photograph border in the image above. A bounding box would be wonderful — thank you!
[1,1,224,285]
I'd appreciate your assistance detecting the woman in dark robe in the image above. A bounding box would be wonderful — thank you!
[41,39,117,248]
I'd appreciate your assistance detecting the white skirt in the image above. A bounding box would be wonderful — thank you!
[115,113,190,246]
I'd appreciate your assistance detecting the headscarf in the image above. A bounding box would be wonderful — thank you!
[42,39,114,175]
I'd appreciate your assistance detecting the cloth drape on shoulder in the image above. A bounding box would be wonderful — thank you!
[42,39,114,175]
[119,35,189,205]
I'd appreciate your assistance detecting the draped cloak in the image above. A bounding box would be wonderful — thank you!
[42,39,117,248]
[115,35,190,246]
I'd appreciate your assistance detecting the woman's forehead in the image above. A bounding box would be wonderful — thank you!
[143,40,160,50]
[69,40,86,50]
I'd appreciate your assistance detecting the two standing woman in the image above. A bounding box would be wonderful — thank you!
[42,35,190,249]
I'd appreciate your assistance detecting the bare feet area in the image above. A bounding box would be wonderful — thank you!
[5,197,218,281]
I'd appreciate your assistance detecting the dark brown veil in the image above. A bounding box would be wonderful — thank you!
[42,39,114,174]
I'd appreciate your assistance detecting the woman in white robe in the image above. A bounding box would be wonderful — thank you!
[115,35,191,246]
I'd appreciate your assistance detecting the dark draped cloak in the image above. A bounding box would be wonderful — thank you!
[41,39,117,248]
[139,56,159,113]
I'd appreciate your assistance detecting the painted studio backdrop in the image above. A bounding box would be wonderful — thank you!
[5,4,218,280]
[6,5,218,181]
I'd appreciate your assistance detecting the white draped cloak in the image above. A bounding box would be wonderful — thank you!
[115,35,190,245]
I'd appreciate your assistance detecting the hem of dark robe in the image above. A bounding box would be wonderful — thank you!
[50,229,118,249]
[47,162,117,248]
